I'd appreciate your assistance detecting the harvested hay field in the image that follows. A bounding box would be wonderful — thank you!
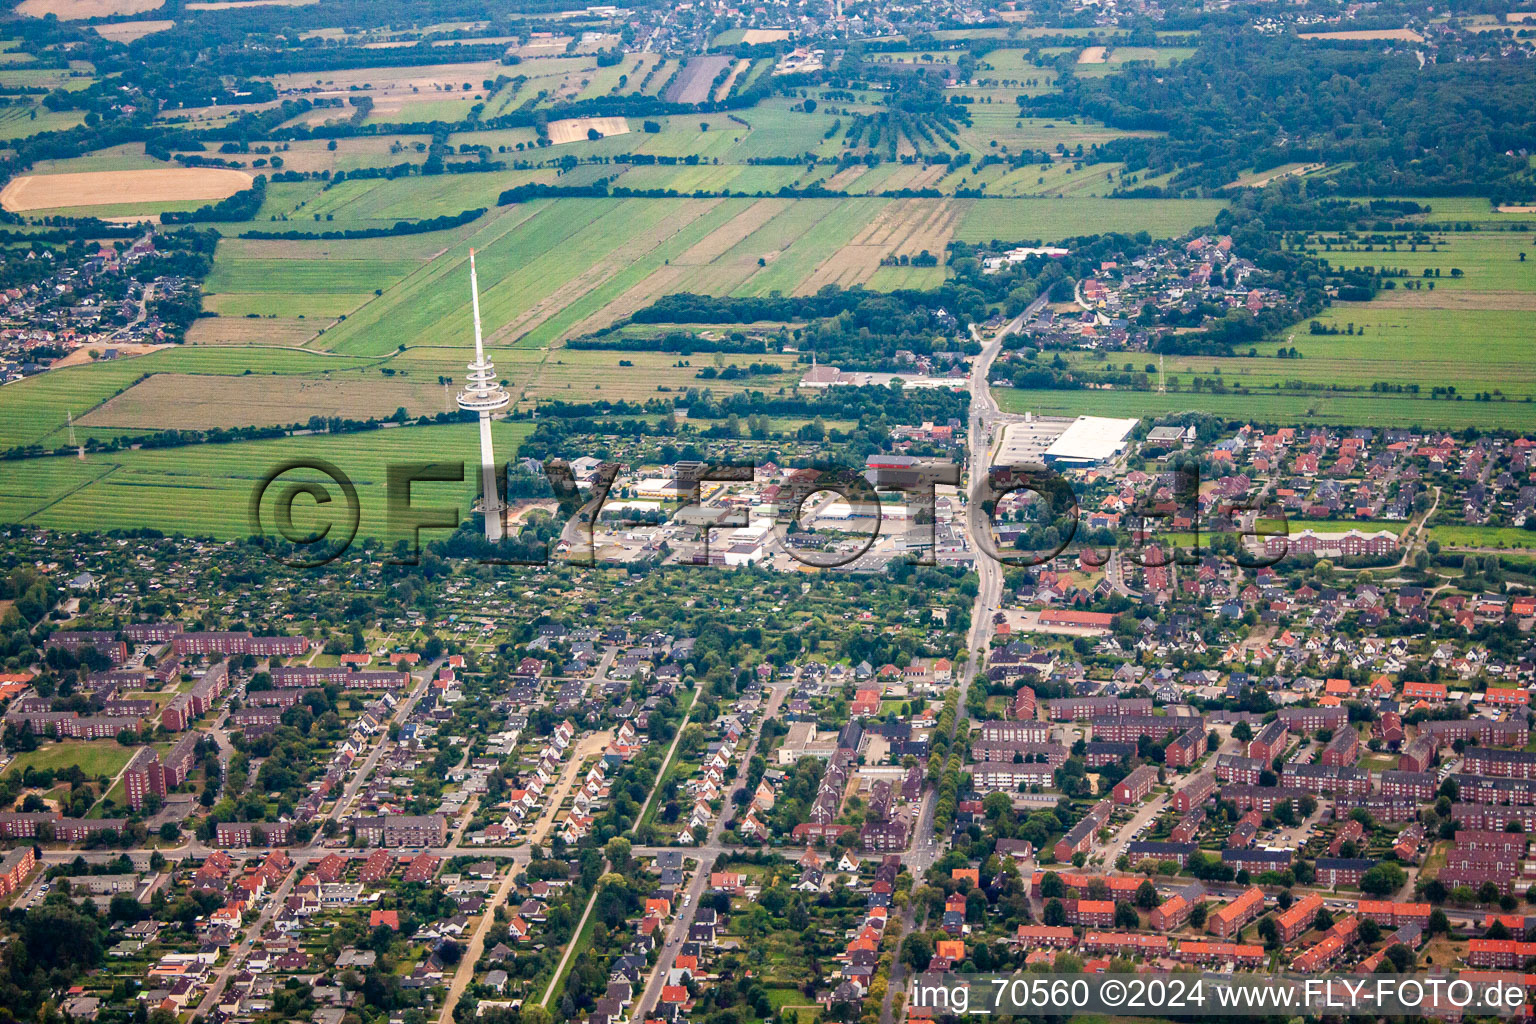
[523,350,799,403]
[1228,162,1326,189]
[565,198,787,337]
[1368,289,1536,312]
[740,29,791,44]
[826,165,869,191]
[0,168,252,212]
[1299,28,1423,41]
[666,55,732,104]
[51,342,171,368]
[1077,46,1109,63]
[487,198,724,346]
[1498,205,1536,213]
[185,317,321,346]
[795,199,958,293]
[265,61,503,113]
[876,164,950,193]
[186,0,315,8]
[714,58,751,101]
[92,19,174,42]
[547,116,629,145]
[16,0,161,16]
[77,373,450,431]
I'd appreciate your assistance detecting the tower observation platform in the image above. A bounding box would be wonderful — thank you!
[455,249,511,541]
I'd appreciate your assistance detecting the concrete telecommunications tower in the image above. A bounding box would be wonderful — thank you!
[456,249,510,541]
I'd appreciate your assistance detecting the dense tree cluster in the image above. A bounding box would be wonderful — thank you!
[1028,31,1536,198]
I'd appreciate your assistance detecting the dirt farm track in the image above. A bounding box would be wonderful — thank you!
[0,168,254,213]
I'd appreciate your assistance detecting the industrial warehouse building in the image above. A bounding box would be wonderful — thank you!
[1042,416,1139,467]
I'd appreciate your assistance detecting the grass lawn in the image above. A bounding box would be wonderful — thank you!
[542,885,600,1006]
[93,775,129,816]
[1427,525,1536,549]
[6,740,136,779]
[0,105,84,138]
[1419,840,1448,880]
[635,694,698,832]
[765,986,814,1011]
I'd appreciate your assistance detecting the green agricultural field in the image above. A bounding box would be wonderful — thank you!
[9,420,532,543]
[308,195,930,355]
[227,194,1226,357]
[314,196,747,354]
[1303,229,1536,293]
[523,349,800,403]
[955,112,1149,157]
[0,104,84,139]
[952,159,1126,198]
[273,173,511,226]
[1427,525,1536,550]
[996,385,1536,431]
[721,102,847,161]
[973,48,1062,85]
[1373,196,1536,227]
[19,198,212,220]
[866,265,947,290]
[736,57,773,95]
[1072,46,1197,77]
[366,96,483,125]
[0,347,386,451]
[1293,306,1535,397]
[28,142,163,174]
[244,179,330,222]
[1120,311,1536,403]
[574,53,654,100]
[956,197,1225,242]
[730,197,874,296]
[0,459,116,525]
[1097,227,1536,422]
[448,124,541,152]
[0,65,92,93]
[203,255,422,319]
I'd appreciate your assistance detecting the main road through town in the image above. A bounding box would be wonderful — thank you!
[878,300,1040,1024]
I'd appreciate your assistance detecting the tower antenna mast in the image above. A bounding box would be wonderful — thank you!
[455,250,511,541]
